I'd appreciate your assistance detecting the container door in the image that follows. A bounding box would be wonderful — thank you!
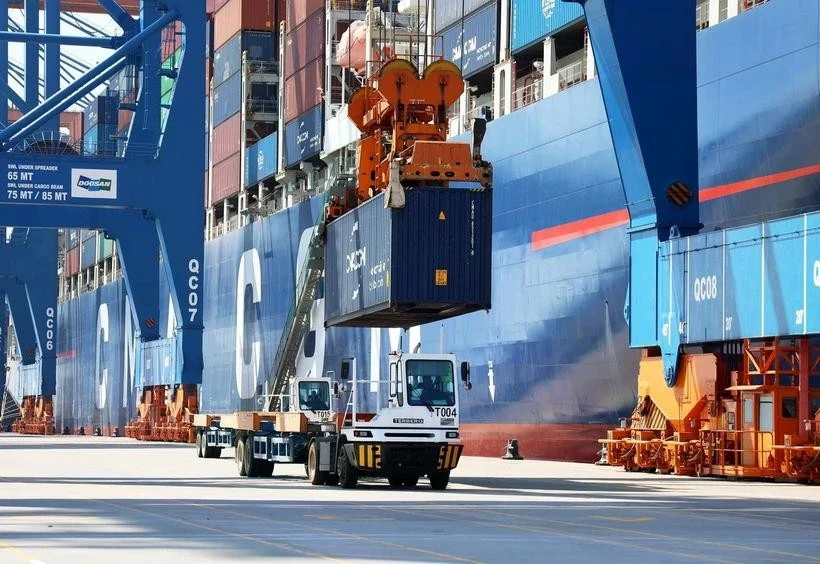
[758,394,774,468]
[741,393,756,467]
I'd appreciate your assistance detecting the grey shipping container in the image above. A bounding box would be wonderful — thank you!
[324,187,492,328]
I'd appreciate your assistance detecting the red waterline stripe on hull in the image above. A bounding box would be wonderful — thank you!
[699,163,820,201]
[531,209,629,251]
[531,163,820,251]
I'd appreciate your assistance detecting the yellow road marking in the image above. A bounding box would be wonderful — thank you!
[188,502,481,564]
[378,506,729,563]
[480,508,820,562]
[95,500,338,561]
[0,539,40,563]
[593,516,654,523]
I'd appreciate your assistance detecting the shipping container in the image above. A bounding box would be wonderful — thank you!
[65,246,80,277]
[511,0,584,53]
[284,105,323,168]
[324,187,493,327]
[83,94,118,131]
[214,0,277,50]
[212,112,243,164]
[212,70,241,127]
[284,58,324,123]
[284,10,324,78]
[286,0,323,29]
[439,2,497,78]
[213,30,276,88]
[161,20,184,61]
[97,235,115,261]
[205,170,210,206]
[211,152,242,203]
[207,0,230,15]
[245,132,277,186]
[65,229,80,250]
[83,123,118,156]
[434,0,494,32]
[60,111,83,142]
[80,235,97,270]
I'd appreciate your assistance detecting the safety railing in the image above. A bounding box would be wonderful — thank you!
[699,429,775,468]
[512,78,543,111]
[558,59,586,92]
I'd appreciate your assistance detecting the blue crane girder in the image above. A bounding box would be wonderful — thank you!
[568,0,700,385]
[0,0,206,386]
[0,228,58,396]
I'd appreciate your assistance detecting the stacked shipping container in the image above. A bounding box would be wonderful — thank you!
[283,1,324,167]
[209,0,282,204]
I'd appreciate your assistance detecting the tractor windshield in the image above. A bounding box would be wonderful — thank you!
[298,381,330,411]
[406,360,456,407]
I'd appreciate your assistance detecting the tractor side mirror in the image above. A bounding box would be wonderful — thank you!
[340,360,351,380]
[333,382,342,397]
[461,362,472,390]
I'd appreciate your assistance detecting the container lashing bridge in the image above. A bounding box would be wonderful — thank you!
[0,0,206,442]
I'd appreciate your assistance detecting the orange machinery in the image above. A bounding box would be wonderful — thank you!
[11,396,54,435]
[324,57,492,223]
[601,339,820,483]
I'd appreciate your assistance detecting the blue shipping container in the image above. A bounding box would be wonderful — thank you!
[83,123,118,156]
[284,105,323,168]
[511,0,584,53]
[80,235,97,270]
[439,2,497,79]
[434,0,494,32]
[212,71,241,127]
[324,188,493,328]
[213,31,276,88]
[83,94,119,131]
[245,132,278,187]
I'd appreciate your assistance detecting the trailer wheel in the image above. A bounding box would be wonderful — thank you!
[337,445,358,489]
[196,431,204,458]
[307,440,328,485]
[243,436,258,477]
[235,437,247,477]
[428,471,450,490]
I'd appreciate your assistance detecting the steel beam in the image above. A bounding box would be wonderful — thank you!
[44,0,61,135]
[96,0,138,33]
[0,229,58,396]
[24,0,38,111]
[0,32,117,48]
[0,9,177,147]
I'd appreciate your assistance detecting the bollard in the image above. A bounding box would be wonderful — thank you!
[93,426,102,437]
[502,438,523,460]
[62,426,71,435]
[595,446,608,465]
[78,426,85,436]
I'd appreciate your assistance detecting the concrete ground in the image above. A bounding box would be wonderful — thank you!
[0,434,818,563]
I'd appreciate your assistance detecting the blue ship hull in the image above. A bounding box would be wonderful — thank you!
[44,0,820,460]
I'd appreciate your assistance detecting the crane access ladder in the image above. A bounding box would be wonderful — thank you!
[264,172,356,412]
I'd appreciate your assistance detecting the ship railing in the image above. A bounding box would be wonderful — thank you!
[247,60,278,76]
[741,0,768,12]
[512,78,543,111]
[699,429,776,468]
[695,1,710,30]
[247,98,278,115]
[461,105,493,132]
[558,59,587,92]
